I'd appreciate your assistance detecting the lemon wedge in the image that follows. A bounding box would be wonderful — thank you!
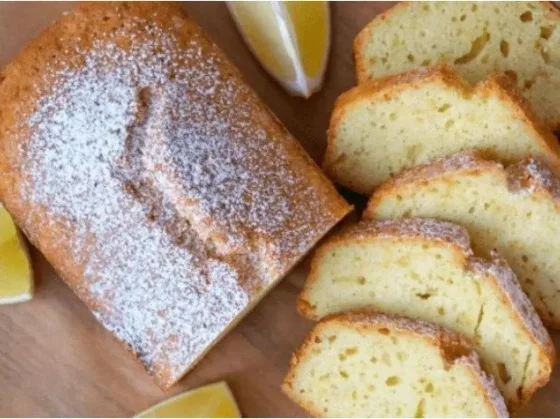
[136,381,241,418]
[228,1,330,98]
[0,205,33,305]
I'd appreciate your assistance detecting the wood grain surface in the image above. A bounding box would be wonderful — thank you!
[0,2,559,417]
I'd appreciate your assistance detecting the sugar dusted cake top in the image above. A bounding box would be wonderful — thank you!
[0,2,350,388]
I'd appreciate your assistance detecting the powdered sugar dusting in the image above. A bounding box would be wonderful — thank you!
[343,218,472,253]
[339,310,465,339]
[375,151,499,193]
[507,156,560,202]
[11,5,346,387]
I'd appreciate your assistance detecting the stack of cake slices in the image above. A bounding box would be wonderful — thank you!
[284,2,560,417]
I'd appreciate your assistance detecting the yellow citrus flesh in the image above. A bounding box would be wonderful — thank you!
[136,382,241,418]
[0,207,32,305]
[228,3,295,80]
[284,2,329,79]
[228,1,330,98]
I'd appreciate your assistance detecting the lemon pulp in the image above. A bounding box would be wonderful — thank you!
[285,2,328,78]
[0,206,33,304]
[228,1,330,97]
[136,381,241,418]
[229,3,296,80]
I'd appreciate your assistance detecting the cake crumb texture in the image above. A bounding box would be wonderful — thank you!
[283,312,509,417]
[354,1,560,128]
[366,152,560,328]
[326,65,560,193]
[298,217,554,410]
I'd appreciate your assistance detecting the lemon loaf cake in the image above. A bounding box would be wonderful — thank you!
[298,218,554,409]
[0,3,351,389]
[283,312,509,418]
[366,152,560,328]
[354,2,560,128]
[325,66,560,194]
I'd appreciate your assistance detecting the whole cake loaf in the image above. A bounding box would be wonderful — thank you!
[0,2,351,388]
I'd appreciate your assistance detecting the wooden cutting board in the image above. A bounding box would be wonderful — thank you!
[0,2,559,417]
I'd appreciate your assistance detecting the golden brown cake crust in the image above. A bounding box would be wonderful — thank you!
[366,151,560,218]
[0,2,351,389]
[365,151,499,209]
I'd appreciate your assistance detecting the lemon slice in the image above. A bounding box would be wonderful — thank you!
[0,205,33,305]
[228,1,330,98]
[136,381,241,418]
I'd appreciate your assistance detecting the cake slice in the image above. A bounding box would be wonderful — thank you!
[283,312,509,418]
[325,66,560,194]
[0,3,351,389]
[298,218,554,409]
[366,152,560,328]
[354,1,560,128]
